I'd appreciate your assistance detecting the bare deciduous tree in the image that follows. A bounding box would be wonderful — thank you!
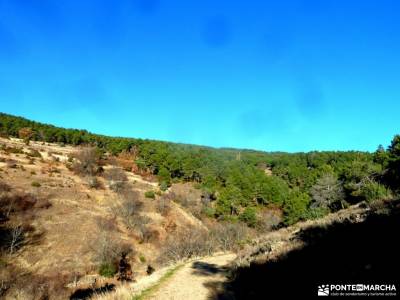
[91,230,123,265]
[72,147,100,176]
[8,224,24,254]
[110,187,153,242]
[18,127,33,145]
[111,189,143,225]
[105,167,128,192]
[310,173,345,209]
[159,228,215,263]
[256,209,282,233]
[132,216,152,242]
[156,196,171,216]
[210,222,248,251]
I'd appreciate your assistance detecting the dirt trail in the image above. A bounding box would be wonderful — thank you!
[148,253,236,300]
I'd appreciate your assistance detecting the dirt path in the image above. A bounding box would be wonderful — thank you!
[147,253,236,300]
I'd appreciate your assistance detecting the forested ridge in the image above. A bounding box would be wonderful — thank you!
[1,112,399,227]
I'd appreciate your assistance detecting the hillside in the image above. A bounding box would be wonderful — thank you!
[0,114,399,299]
[92,200,400,300]
[1,112,396,229]
[0,137,218,299]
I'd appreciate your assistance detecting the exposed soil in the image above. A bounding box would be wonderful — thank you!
[148,253,236,300]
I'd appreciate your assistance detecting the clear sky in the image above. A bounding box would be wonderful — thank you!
[1,0,399,152]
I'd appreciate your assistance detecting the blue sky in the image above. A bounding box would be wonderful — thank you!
[0,0,399,152]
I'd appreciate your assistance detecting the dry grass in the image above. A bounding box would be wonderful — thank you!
[91,264,183,300]
[0,137,241,299]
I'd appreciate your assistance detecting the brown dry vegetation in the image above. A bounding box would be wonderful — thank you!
[0,137,224,300]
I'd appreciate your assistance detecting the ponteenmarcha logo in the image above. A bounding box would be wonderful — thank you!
[317,283,397,297]
[318,285,330,296]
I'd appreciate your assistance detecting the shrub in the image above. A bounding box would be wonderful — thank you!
[105,167,127,192]
[4,146,23,154]
[140,227,159,244]
[139,254,146,263]
[216,186,244,216]
[31,181,41,188]
[86,176,102,189]
[132,215,151,241]
[174,194,203,219]
[159,228,215,263]
[209,222,248,251]
[0,224,25,254]
[147,265,155,275]
[283,190,311,225]
[239,207,257,227]
[256,208,282,232]
[156,196,171,216]
[302,207,330,220]
[27,149,42,158]
[111,189,151,242]
[99,262,117,278]
[90,231,128,269]
[111,189,143,227]
[202,205,215,218]
[387,135,400,191]
[0,191,37,217]
[96,217,118,232]
[360,181,392,202]
[159,181,169,192]
[157,167,171,186]
[18,127,33,144]
[145,190,155,199]
[72,147,100,176]
[6,160,17,169]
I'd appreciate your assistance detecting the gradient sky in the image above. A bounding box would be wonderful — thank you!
[1,0,399,152]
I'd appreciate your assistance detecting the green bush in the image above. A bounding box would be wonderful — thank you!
[283,190,311,225]
[239,207,257,227]
[216,186,244,216]
[145,190,155,199]
[193,183,202,189]
[139,254,146,263]
[360,181,391,202]
[159,181,169,192]
[98,262,117,278]
[202,206,215,218]
[303,207,330,220]
[157,167,171,186]
[31,181,41,187]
